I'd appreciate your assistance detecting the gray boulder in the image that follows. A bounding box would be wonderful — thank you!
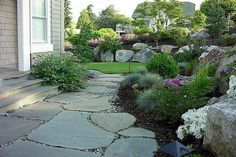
[116,50,134,62]
[204,98,236,157]
[161,45,178,54]
[132,48,155,63]
[176,45,192,53]
[191,29,210,40]
[133,43,148,50]
[101,50,114,62]
[93,46,101,62]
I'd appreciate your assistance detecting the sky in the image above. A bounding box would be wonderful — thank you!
[70,0,204,22]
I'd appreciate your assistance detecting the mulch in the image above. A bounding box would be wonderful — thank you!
[112,85,215,157]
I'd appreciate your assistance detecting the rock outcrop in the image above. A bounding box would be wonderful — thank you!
[116,50,134,62]
[133,43,148,50]
[132,48,155,63]
[101,50,114,62]
[161,45,178,54]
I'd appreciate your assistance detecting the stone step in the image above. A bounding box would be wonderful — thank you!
[0,85,59,113]
[0,77,43,99]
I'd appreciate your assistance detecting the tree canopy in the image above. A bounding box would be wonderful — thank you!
[64,0,72,28]
[76,9,92,29]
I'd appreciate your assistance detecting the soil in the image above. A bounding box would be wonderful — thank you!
[113,85,215,157]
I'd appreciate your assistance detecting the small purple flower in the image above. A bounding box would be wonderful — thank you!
[164,78,180,89]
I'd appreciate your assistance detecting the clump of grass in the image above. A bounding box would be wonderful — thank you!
[136,66,148,75]
[137,89,159,111]
[121,73,142,87]
[138,73,162,89]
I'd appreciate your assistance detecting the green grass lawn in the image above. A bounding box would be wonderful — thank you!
[84,62,145,74]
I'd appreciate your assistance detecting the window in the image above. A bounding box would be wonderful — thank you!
[32,0,47,42]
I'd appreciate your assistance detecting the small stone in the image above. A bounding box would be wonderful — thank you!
[118,127,155,138]
[90,113,136,132]
[63,96,112,112]
[133,43,148,50]
[104,138,158,157]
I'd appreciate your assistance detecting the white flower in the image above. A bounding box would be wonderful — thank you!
[176,106,209,140]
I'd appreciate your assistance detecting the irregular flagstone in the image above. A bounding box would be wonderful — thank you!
[95,77,124,83]
[118,127,155,138]
[0,116,40,145]
[83,86,116,94]
[63,96,111,112]
[46,92,99,104]
[12,102,62,121]
[28,111,115,150]
[90,113,136,132]
[87,80,118,88]
[98,74,124,78]
[104,138,158,157]
[0,140,100,157]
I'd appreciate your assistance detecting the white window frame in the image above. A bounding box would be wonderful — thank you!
[31,0,53,53]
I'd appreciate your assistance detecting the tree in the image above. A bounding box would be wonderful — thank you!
[77,9,92,29]
[64,0,72,28]
[191,10,206,31]
[95,5,131,30]
[204,2,227,37]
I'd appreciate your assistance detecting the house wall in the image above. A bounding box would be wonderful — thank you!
[0,0,17,69]
[51,0,64,52]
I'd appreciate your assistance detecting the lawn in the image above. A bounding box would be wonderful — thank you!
[85,62,145,74]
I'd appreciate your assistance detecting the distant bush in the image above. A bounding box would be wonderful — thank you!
[30,53,87,91]
[133,27,152,35]
[220,34,236,46]
[146,53,179,78]
[99,36,122,54]
[97,28,117,39]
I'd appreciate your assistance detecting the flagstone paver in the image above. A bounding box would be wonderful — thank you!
[63,96,111,112]
[46,92,99,104]
[118,127,155,138]
[12,102,62,121]
[0,116,40,145]
[103,138,158,157]
[0,72,158,156]
[0,140,100,157]
[90,113,136,133]
[28,111,115,150]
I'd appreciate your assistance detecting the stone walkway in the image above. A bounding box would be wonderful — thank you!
[0,73,158,157]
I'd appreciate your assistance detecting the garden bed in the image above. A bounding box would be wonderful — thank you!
[113,85,215,157]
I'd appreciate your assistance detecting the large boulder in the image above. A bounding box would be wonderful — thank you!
[132,48,155,63]
[176,45,192,53]
[161,45,178,54]
[93,46,101,62]
[204,98,236,157]
[133,43,148,50]
[199,45,219,59]
[101,50,114,62]
[115,50,134,62]
[190,30,210,40]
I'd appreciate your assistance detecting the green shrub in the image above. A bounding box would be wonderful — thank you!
[178,60,196,76]
[67,24,94,62]
[99,36,122,54]
[30,53,87,91]
[146,53,179,78]
[97,28,117,39]
[121,73,142,87]
[220,34,236,46]
[133,27,152,35]
[174,52,192,63]
[208,64,217,77]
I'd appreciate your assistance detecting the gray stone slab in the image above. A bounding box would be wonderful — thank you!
[83,86,116,94]
[104,138,158,157]
[87,81,118,88]
[12,102,62,121]
[28,111,115,150]
[0,140,100,157]
[0,117,40,145]
[90,113,136,133]
[95,77,123,83]
[46,92,99,104]
[63,96,111,112]
[118,127,155,138]
[98,74,124,78]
